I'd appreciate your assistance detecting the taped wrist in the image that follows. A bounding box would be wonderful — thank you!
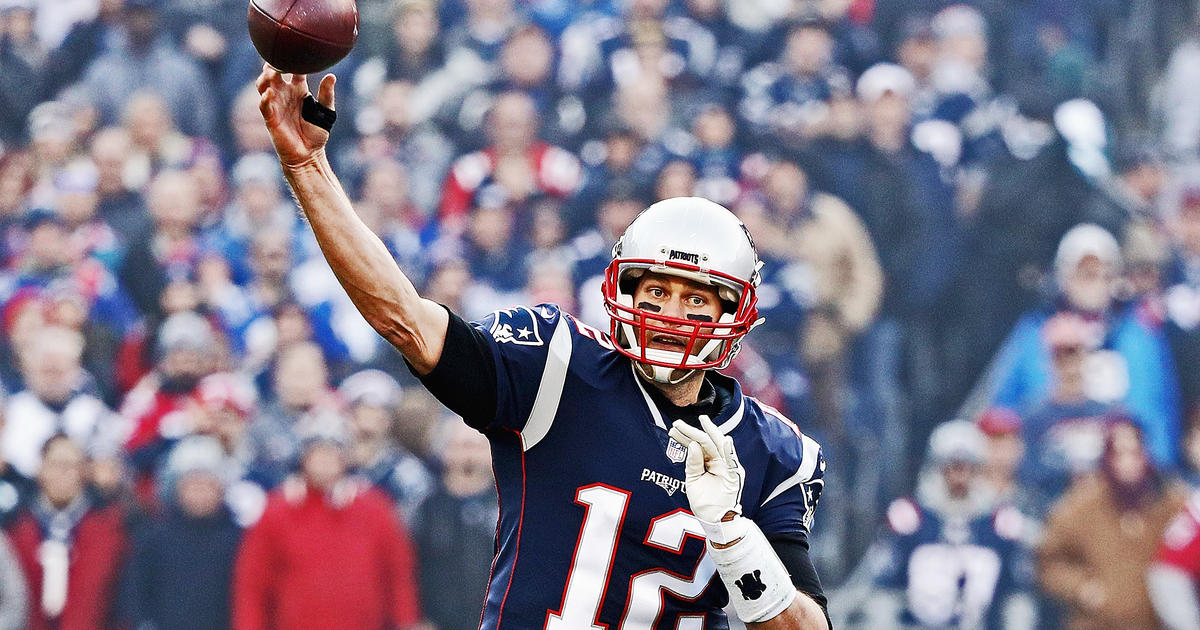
[301,94,336,131]
[701,516,796,624]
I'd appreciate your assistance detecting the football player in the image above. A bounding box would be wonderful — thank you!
[255,65,829,630]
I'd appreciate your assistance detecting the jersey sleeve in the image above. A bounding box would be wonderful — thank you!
[751,410,826,538]
[427,303,573,438]
[1158,498,1200,577]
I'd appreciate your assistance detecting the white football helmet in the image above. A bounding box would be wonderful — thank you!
[602,197,763,384]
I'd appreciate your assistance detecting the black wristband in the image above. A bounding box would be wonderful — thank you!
[301,94,336,131]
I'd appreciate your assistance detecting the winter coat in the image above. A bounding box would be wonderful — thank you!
[122,508,242,630]
[7,502,129,630]
[790,192,884,363]
[1038,474,1186,630]
[232,479,422,630]
[413,485,498,630]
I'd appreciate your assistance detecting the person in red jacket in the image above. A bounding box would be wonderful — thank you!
[7,434,128,630]
[233,415,425,630]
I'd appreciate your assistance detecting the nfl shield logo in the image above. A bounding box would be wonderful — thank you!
[666,438,687,463]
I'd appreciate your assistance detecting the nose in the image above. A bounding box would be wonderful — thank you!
[657,297,689,326]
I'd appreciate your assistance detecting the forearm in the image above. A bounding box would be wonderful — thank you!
[281,150,447,371]
[747,591,829,630]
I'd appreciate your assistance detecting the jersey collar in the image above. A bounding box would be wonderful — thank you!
[631,365,745,434]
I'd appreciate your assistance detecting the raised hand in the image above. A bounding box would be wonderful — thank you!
[255,63,336,167]
[669,414,745,526]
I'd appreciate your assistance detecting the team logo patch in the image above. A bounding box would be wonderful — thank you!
[488,306,545,346]
[736,570,766,600]
[666,438,687,463]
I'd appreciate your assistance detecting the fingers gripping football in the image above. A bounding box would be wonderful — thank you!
[669,415,745,525]
[255,63,337,166]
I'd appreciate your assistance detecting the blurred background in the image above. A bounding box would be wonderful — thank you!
[0,0,1198,628]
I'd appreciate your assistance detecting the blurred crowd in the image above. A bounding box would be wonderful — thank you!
[2,0,1200,628]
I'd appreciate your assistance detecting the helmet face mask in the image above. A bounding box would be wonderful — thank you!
[601,197,762,384]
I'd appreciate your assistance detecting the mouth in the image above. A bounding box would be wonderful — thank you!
[646,332,690,352]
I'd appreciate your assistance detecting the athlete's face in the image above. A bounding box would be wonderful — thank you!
[633,272,723,355]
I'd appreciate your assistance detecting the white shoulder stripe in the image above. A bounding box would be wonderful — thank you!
[760,434,821,507]
[520,317,573,451]
[632,367,668,430]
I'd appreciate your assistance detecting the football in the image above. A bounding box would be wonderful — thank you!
[247,0,358,75]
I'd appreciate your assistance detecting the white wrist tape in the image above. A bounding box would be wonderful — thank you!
[700,515,796,624]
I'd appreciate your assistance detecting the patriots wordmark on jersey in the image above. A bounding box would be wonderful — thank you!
[429,304,825,630]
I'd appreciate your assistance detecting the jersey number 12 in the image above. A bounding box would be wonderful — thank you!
[546,484,718,630]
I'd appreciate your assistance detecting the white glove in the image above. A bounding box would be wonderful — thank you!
[669,415,745,535]
[670,417,799,623]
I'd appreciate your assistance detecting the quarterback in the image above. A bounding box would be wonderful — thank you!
[255,65,830,630]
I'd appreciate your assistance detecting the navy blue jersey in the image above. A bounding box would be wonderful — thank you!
[466,304,825,630]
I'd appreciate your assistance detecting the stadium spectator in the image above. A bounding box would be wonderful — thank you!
[976,407,1033,512]
[379,0,445,82]
[438,91,582,229]
[245,341,339,485]
[990,223,1181,467]
[208,153,300,284]
[824,61,961,484]
[1019,312,1119,515]
[573,127,658,228]
[2,325,124,479]
[121,91,208,177]
[1084,144,1168,238]
[0,0,50,145]
[6,208,137,348]
[188,372,269,526]
[122,311,219,482]
[413,420,497,630]
[345,81,454,217]
[1038,419,1186,630]
[688,102,742,206]
[121,436,241,630]
[740,18,849,144]
[0,533,27,630]
[80,0,216,137]
[89,127,151,244]
[946,100,1109,407]
[118,170,207,319]
[450,24,580,146]
[232,416,424,630]
[443,0,521,65]
[340,369,432,523]
[867,420,1035,629]
[8,434,129,630]
[558,0,716,98]
[460,200,528,297]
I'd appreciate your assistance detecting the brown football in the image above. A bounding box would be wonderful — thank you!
[247,0,358,75]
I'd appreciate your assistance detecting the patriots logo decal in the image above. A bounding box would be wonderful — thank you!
[488,306,545,346]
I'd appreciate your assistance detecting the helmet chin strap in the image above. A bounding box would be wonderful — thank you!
[634,360,700,386]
